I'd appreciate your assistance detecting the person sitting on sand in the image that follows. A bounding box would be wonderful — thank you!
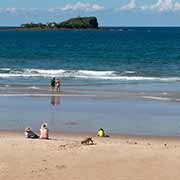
[97,128,105,137]
[24,127,39,139]
[40,123,49,139]
[97,128,109,137]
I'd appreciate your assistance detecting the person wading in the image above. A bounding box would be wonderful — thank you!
[50,77,56,91]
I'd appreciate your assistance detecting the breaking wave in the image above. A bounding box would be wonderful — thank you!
[0,68,180,82]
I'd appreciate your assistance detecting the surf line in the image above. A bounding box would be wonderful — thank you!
[142,96,180,102]
[0,94,97,97]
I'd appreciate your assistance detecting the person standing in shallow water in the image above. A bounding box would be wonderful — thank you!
[50,77,56,91]
[55,79,60,93]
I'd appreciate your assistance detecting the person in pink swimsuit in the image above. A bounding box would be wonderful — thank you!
[55,79,60,92]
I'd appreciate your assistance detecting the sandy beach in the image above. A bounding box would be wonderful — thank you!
[0,131,180,180]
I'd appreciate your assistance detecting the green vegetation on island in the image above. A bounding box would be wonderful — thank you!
[21,17,98,29]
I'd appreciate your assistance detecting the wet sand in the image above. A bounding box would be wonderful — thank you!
[1,131,180,180]
[0,90,180,136]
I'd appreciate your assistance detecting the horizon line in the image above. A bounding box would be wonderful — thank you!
[1,25,180,28]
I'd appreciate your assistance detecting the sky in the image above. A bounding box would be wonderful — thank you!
[1,0,180,26]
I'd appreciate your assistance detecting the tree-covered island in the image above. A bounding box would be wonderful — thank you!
[21,16,98,29]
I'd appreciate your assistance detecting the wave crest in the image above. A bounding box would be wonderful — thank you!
[0,68,179,82]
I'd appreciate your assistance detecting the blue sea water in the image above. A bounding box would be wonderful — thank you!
[0,27,180,90]
[1,27,180,135]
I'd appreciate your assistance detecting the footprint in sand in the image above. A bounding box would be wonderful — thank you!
[31,167,48,174]
[0,163,6,171]
[58,144,67,150]
[126,140,138,145]
[55,165,66,170]
[58,143,80,151]
[11,143,18,147]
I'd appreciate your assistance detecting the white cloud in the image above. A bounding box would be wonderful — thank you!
[120,0,136,11]
[141,0,180,12]
[140,5,148,10]
[151,0,173,11]
[49,2,105,12]
[174,1,180,10]
[0,7,39,14]
[5,7,17,13]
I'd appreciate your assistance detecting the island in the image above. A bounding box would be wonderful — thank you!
[20,16,98,30]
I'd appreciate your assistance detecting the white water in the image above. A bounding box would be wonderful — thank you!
[0,68,180,82]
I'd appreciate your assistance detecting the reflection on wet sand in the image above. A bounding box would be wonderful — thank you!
[50,94,60,107]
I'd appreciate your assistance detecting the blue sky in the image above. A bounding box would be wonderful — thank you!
[1,0,180,26]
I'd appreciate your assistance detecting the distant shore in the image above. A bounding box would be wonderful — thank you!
[0,26,134,31]
[0,26,179,31]
[0,27,111,31]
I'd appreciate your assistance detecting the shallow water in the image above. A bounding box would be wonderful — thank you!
[1,94,180,136]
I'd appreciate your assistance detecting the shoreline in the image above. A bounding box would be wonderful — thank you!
[0,27,106,31]
[1,26,180,31]
[1,129,180,140]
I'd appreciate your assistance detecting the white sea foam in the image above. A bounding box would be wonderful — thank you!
[24,69,66,75]
[142,96,171,101]
[28,86,40,90]
[0,68,180,82]
[123,71,136,74]
[142,96,180,102]
[75,75,180,81]
[0,68,11,71]
[77,70,115,76]
[0,68,116,78]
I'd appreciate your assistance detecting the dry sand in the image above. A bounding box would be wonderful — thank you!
[0,131,180,180]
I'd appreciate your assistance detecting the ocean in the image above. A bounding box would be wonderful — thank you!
[1,27,180,136]
[0,27,180,88]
